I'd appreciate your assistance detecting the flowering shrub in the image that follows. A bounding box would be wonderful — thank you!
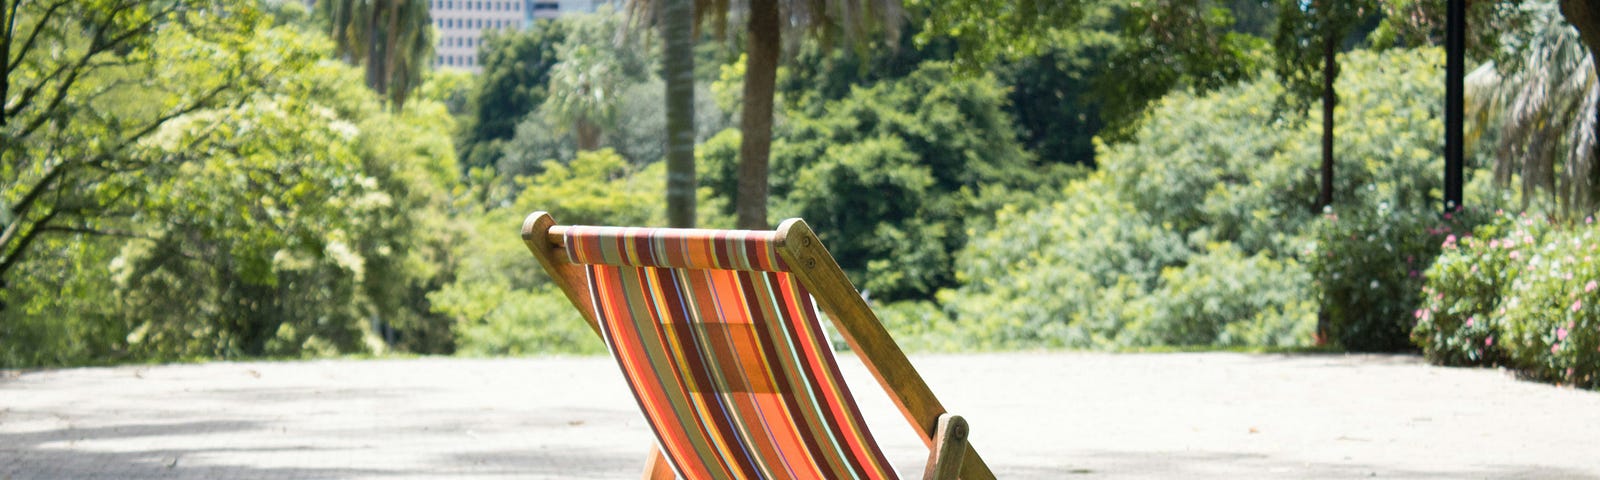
[1411,229,1518,367]
[1415,213,1600,389]
[1310,204,1491,351]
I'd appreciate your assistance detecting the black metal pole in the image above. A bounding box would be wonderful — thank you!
[1445,0,1465,212]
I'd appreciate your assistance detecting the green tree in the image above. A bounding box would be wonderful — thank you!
[1,0,269,307]
[542,11,652,152]
[316,0,434,109]
[1470,0,1598,216]
[704,62,1055,300]
[1558,0,1600,215]
[676,0,904,229]
[544,42,622,150]
[1370,0,1528,57]
[944,48,1458,350]
[458,21,568,170]
[912,1,1271,153]
[906,0,1083,68]
[3,6,460,365]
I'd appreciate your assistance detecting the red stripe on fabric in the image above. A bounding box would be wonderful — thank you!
[590,266,709,480]
[743,271,847,477]
[657,267,764,479]
[784,274,896,478]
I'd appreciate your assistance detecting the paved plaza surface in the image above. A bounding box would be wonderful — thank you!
[4,353,1600,479]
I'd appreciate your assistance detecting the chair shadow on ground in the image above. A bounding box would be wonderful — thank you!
[0,420,387,480]
[0,417,643,480]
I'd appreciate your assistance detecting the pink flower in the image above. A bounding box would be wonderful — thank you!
[1486,336,1495,347]
[1589,216,1595,225]
[1414,309,1425,319]
[1444,212,1453,220]
[1510,251,1520,259]
[1409,270,1420,278]
[1574,300,1584,312]
[1551,344,1560,354]
[1489,240,1500,249]
[1466,317,1476,328]
[1586,280,1597,293]
[1558,327,1569,341]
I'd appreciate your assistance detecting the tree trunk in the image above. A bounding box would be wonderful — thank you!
[737,0,780,230]
[575,117,601,151]
[1319,32,1337,211]
[366,1,386,97]
[662,0,696,228]
[383,0,404,109]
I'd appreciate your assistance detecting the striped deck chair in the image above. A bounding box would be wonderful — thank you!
[520,212,995,480]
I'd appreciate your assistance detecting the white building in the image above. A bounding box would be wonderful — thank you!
[299,1,603,73]
[432,0,603,72]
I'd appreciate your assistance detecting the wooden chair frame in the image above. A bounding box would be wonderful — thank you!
[521,211,994,480]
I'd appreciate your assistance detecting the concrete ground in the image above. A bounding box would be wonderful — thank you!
[3,353,1599,479]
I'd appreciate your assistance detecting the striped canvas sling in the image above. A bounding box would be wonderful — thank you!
[562,226,900,480]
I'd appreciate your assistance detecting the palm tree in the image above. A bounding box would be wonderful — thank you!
[544,42,623,151]
[1470,0,1598,217]
[318,0,434,109]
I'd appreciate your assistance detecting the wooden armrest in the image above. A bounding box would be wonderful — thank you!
[922,413,969,480]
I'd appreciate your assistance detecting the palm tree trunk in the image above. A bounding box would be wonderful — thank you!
[737,0,780,230]
[383,0,404,109]
[575,118,601,151]
[662,0,696,228]
[1319,32,1337,211]
[366,1,386,97]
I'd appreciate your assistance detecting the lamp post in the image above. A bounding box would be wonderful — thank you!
[1445,0,1465,213]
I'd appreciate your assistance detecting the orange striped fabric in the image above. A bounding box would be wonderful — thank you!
[564,226,899,480]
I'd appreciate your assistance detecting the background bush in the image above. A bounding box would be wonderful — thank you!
[941,48,1459,351]
[1311,204,1490,351]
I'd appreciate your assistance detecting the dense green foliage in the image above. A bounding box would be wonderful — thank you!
[1415,213,1600,388]
[2,6,460,366]
[705,62,1068,301]
[458,21,568,169]
[941,48,1462,350]
[430,150,730,355]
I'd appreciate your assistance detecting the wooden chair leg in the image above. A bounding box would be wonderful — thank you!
[922,413,969,480]
[642,445,675,480]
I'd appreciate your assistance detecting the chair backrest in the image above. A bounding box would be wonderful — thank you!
[563,225,898,479]
[521,212,995,480]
